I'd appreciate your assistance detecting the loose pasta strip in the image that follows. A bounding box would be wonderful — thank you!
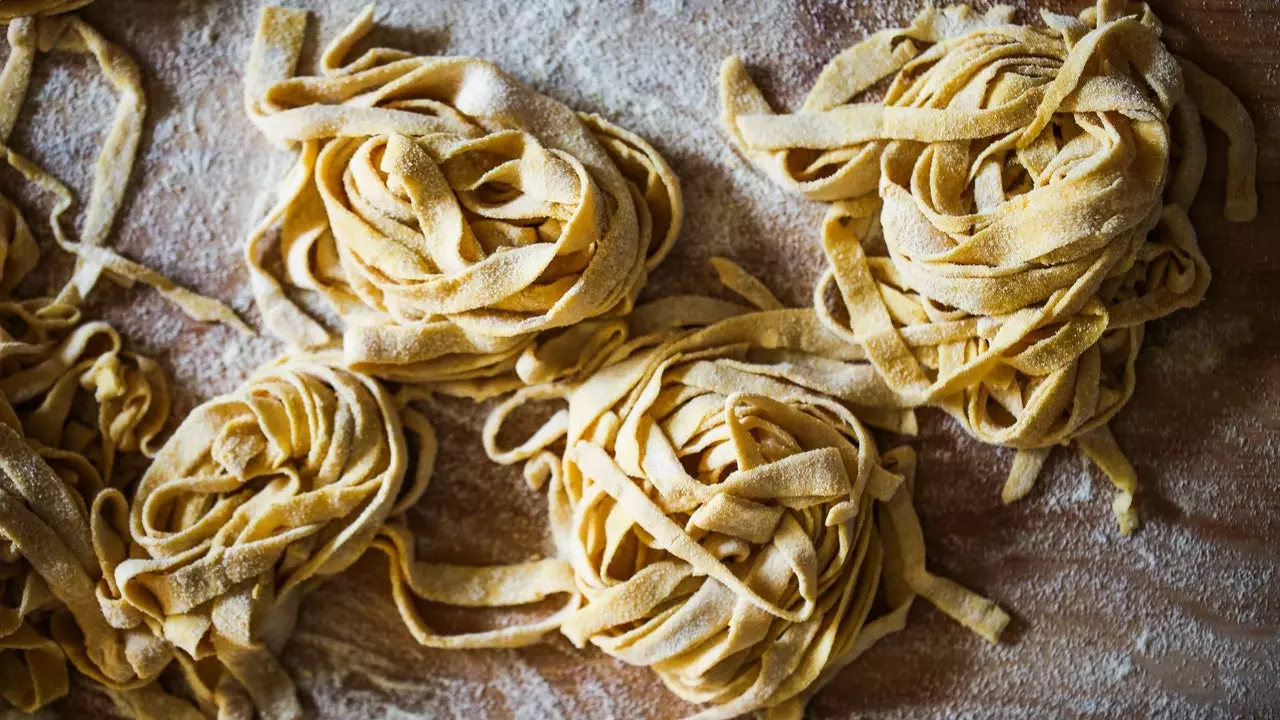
[242,5,681,385]
[720,0,1257,533]
[0,9,248,330]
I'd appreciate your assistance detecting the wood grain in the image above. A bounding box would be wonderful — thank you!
[14,0,1278,717]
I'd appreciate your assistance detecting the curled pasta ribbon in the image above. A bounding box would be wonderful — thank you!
[0,291,199,716]
[242,5,681,385]
[0,194,38,298]
[0,9,209,711]
[486,305,1008,719]
[0,337,206,714]
[720,0,1257,533]
[369,519,581,650]
[0,241,186,714]
[353,383,581,651]
[0,10,249,331]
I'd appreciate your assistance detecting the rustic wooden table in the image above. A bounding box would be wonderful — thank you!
[19,0,1278,717]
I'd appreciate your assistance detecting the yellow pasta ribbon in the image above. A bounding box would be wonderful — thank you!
[91,354,578,716]
[720,0,1257,533]
[242,5,681,386]
[0,305,168,485]
[0,10,250,707]
[484,286,1009,719]
[357,383,582,653]
[0,421,196,716]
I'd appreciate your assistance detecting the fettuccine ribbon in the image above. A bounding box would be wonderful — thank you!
[0,10,249,331]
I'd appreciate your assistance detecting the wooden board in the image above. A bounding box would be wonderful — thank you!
[14,0,1278,717]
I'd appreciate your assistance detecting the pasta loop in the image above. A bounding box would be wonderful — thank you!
[0,306,196,716]
[0,10,249,331]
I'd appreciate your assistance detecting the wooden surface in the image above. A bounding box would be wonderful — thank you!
[12,0,1279,717]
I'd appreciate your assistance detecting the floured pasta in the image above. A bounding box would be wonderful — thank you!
[0,313,180,715]
[0,304,168,486]
[0,421,199,717]
[0,7,224,711]
[99,358,424,717]
[0,306,194,716]
[485,290,1009,719]
[720,0,1257,533]
[0,87,189,711]
[242,5,681,385]
[366,386,580,652]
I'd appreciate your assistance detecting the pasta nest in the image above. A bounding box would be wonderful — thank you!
[0,303,175,714]
[488,308,1008,719]
[0,302,169,484]
[100,358,428,717]
[245,6,681,385]
[0,422,176,714]
[721,1,1257,532]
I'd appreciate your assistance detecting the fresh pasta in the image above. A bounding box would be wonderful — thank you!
[1,0,1262,716]
[0,421,191,716]
[0,77,186,710]
[98,358,421,717]
[0,299,190,716]
[720,0,1257,533]
[0,6,238,709]
[485,289,1009,719]
[242,5,681,385]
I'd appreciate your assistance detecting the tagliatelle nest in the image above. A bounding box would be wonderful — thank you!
[486,302,1009,720]
[0,298,183,715]
[0,192,179,714]
[0,320,173,716]
[242,5,682,387]
[91,358,434,718]
[0,421,185,716]
[0,5,237,712]
[720,0,1257,533]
